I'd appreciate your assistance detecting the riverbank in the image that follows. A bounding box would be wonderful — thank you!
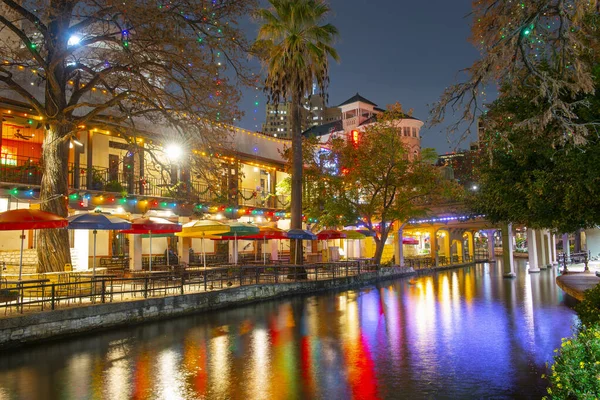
[0,266,415,349]
[0,261,483,349]
[556,272,600,301]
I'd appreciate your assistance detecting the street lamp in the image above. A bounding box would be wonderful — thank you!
[471,184,478,191]
[165,143,183,161]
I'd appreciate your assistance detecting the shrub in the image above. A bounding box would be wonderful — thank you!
[575,283,600,328]
[543,324,600,399]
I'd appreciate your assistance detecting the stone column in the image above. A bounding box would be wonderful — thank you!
[486,230,496,260]
[551,234,558,265]
[527,228,540,273]
[394,225,404,267]
[430,228,438,267]
[536,230,547,270]
[574,230,582,253]
[177,217,190,265]
[470,231,476,261]
[562,233,570,260]
[129,234,142,271]
[545,230,553,268]
[502,223,516,278]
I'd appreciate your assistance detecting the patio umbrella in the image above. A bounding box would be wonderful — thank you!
[213,222,259,265]
[357,229,377,237]
[403,237,419,245]
[341,230,365,240]
[317,229,347,261]
[67,213,131,278]
[287,229,317,264]
[121,217,181,271]
[175,220,230,270]
[0,209,68,280]
[246,227,288,264]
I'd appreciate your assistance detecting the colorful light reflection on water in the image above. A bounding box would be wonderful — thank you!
[0,261,577,399]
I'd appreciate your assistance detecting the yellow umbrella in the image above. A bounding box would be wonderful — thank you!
[176,220,230,270]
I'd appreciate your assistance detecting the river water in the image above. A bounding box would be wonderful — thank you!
[0,260,577,400]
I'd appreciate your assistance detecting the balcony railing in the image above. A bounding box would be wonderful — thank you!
[0,156,289,209]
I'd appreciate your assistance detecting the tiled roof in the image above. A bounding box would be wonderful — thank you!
[338,93,378,107]
[302,120,344,137]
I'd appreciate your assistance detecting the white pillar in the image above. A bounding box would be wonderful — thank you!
[129,234,142,271]
[527,229,540,273]
[177,217,190,265]
[73,229,90,271]
[536,230,547,269]
[270,239,279,261]
[486,230,496,260]
[551,234,558,265]
[545,230,553,268]
[562,233,570,260]
[502,223,516,278]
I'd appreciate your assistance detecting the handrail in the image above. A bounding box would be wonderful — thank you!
[0,262,387,315]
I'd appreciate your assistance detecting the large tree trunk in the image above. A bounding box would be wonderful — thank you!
[373,229,390,266]
[37,123,72,273]
[290,92,304,265]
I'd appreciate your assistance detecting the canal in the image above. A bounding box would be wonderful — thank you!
[0,260,577,399]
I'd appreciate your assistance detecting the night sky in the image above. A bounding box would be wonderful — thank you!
[238,0,480,154]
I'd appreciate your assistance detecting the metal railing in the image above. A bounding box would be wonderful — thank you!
[0,261,381,315]
[557,251,590,273]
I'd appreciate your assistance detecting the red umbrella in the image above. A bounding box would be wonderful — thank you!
[0,209,68,279]
[121,217,181,270]
[317,229,347,240]
[403,237,419,245]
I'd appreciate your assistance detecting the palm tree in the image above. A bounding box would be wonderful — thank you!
[255,0,339,264]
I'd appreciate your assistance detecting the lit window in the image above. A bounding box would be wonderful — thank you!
[1,146,17,166]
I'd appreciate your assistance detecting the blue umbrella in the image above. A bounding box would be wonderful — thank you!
[67,213,131,277]
[286,229,317,264]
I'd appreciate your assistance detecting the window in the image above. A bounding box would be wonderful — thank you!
[403,127,410,137]
[412,127,417,137]
[1,146,17,166]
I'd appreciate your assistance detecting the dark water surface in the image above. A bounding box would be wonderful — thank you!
[0,261,577,399]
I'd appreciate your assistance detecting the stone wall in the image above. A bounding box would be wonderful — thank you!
[1,248,79,274]
[0,266,414,349]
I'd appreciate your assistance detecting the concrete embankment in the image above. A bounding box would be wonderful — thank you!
[0,266,416,349]
[556,272,600,301]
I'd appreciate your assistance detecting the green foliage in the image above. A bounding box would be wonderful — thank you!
[470,81,600,232]
[575,284,600,329]
[306,104,459,263]
[105,180,125,193]
[255,0,340,105]
[543,325,600,400]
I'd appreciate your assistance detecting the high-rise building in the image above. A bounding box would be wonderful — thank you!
[261,93,341,138]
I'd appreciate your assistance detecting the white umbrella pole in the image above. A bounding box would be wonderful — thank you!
[235,232,238,266]
[93,230,97,278]
[263,236,266,265]
[202,236,206,271]
[149,232,152,271]
[166,236,170,266]
[18,229,24,280]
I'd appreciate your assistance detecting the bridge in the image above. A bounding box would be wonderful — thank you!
[396,208,559,277]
